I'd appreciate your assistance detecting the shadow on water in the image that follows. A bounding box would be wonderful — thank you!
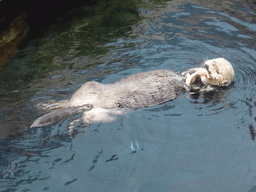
[0,0,141,86]
[2,0,256,191]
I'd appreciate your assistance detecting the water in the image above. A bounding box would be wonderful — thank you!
[1,1,256,191]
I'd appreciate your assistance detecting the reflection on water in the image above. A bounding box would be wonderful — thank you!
[1,1,256,191]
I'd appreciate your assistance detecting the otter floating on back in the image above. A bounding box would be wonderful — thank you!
[31,58,235,134]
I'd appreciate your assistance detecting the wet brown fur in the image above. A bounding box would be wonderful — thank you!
[31,58,235,132]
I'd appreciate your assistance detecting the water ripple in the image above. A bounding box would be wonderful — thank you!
[2,2,256,192]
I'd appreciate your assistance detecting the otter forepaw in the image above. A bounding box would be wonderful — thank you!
[185,73,198,86]
[182,68,204,86]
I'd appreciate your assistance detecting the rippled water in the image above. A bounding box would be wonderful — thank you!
[2,2,256,192]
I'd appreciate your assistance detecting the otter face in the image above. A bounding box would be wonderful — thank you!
[203,58,235,86]
[183,58,235,88]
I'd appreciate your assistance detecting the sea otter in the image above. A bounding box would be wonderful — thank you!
[183,58,235,89]
[31,58,235,133]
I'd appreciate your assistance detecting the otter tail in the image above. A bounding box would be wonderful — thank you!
[31,104,93,128]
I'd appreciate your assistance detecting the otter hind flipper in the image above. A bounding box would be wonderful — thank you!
[67,117,93,135]
[30,104,93,128]
[67,107,125,134]
[36,100,70,111]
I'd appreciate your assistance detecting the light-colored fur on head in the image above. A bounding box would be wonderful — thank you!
[183,58,235,87]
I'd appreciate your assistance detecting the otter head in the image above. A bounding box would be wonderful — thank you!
[203,58,235,86]
[183,58,235,90]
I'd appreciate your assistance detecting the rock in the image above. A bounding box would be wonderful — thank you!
[0,12,29,68]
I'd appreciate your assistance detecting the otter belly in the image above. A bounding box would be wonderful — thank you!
[111,70,186,108]
[69,70,187,109]
[31,70,186,129]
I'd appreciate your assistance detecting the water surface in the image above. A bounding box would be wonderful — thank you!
[1,1,256,192]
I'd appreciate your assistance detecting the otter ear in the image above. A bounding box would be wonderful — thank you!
[214,64,219,74]
[206,63,219,74]
[205,64,210,71]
